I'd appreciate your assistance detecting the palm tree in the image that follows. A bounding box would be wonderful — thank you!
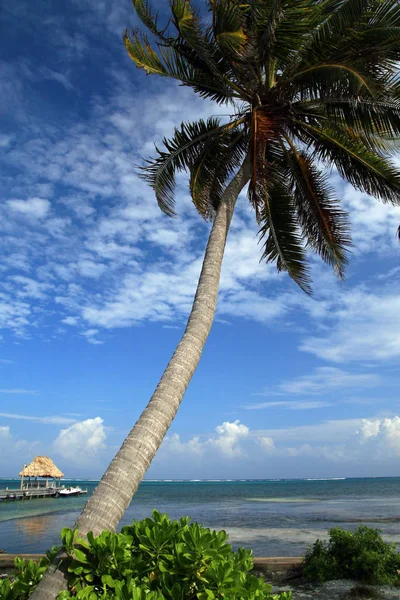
[32,0,400,597]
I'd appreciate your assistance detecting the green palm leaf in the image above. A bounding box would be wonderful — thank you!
[189,129,247,219]
[212,0,248,55]
[140,118,246,217]
[124,30,240,103]
[290,0,369,69]
[284,63,372,100]
[284,143,351,276]
[129,0,400,291]
[297,121,400,204]
[132,0,160,35]
[124,31,167,76]
[258,178,312,294]
[298,98,400,140]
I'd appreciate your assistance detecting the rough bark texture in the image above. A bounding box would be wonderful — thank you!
[30,159,251,600]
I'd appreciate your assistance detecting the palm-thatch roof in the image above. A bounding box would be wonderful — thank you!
[19,456,64,478]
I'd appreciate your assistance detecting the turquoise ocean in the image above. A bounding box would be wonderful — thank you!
[1,478,400,557]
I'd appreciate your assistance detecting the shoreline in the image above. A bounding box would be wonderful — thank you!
[0,553,303,574]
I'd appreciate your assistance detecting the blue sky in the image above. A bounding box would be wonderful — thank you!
[1,0,400,480]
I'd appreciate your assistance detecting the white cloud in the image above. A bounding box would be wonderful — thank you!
[163,433,204,456]
[0,359,14,364]
[54,417,106,462]
[0,134,13,148]
[0,21,399,359]
[248,368,381,407]
[301,290,400,362]
[0,389,38,394]
[7,197,50,219]
[10,276,53,299]
[39,67,75,91]
[245,400,332,410]
[0,425,40,468]
[0,412,76,425]
[341,184,400,254]
[257,436,275,453]
[61,316,79,326]
[0,425,11,442]
[255,416,400,462]
[213,420,249,457]
[156,415,400,477]
[357,417,400,456]
[162,420,249,460]
[81,328,103,345]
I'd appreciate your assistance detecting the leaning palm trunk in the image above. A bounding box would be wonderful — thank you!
[31,158,251,600]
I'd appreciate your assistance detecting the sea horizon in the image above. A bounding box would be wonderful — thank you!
[1,477,400,557]
[2,475,400,483]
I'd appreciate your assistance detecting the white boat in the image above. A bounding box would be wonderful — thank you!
[59,486,86,497]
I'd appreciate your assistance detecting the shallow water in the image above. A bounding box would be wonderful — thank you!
[1,478,399,556]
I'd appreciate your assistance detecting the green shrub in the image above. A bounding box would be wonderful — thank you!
[0,511,291,600]
[303,526,400,585]
[344,584,383,599]
[0,547,59,600]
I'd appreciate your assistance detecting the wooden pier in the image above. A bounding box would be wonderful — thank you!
[0,456,87,502]
[0,488,60,501]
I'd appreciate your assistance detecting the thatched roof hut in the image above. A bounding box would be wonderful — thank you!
[19,456,64,479]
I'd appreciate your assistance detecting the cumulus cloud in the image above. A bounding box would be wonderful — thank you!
[157,415,400,477]
[54,417,106,462]
[357,417,400,456]
[257,416,400,463]
[213,420,250,457]
[162,420,249,460]
[257,436,275,453]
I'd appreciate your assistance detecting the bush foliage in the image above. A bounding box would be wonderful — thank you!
[0,511,292,600]
[303,526,400,585]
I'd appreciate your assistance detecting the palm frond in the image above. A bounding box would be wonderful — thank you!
[124,31,168,76]
[212,0,248,55]
[132,0,160,34]
[170,0,218,71]
[124,30,240,103]
[297,121,400,204]
[284,63,372,100]
[259,0,321,73]
[127,0,400,294]
[283,141,351,276]
[140,118,247,217]
[258,177,312,294]
[312,98,400,140]
[189,128,247,218]
[297,98,400,140]
[140,118,224,216]
[288,0,369,70]
[286,0,400,85]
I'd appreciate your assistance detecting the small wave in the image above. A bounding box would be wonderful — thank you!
[304,478,346,481]
[246,497,320,503]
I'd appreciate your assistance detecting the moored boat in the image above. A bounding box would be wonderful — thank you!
[59,486,86,497]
